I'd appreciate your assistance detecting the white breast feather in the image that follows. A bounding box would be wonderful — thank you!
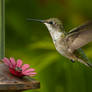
[44,23,62,42]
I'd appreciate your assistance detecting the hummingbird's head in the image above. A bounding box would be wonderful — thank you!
[27,18,64,33]
[44,18,63,32]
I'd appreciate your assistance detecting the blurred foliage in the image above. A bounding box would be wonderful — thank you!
[5,0,92,92]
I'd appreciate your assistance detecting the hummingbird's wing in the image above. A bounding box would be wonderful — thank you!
[66,21,92,52]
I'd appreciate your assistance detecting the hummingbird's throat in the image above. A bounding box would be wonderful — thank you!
[52,31,62,41]
[44,23,63,41]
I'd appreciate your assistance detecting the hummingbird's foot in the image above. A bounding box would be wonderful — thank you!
[70,59,75,63]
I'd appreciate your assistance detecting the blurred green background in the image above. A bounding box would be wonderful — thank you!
[5,0,92,92]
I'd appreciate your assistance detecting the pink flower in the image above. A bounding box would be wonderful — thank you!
[2,57,37,77]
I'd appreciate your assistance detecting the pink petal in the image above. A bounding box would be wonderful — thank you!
[23,72,31,75]
[29,68,35,72]
[2,57,13,68]
[30,72,37,75]
[23,72,37,76]
[16,59,22,68]
[22,68,35,74]
[10,57,16,67]
[22,64,30,71]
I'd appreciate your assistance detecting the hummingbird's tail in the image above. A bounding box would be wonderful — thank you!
[74,48,92,68]
[78,59,92,68]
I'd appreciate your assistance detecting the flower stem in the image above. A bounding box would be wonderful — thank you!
[0,0,5,59]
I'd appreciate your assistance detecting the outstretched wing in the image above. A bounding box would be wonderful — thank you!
[65,21,92,52]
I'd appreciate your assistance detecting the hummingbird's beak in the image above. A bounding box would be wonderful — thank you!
[27,18,45,23]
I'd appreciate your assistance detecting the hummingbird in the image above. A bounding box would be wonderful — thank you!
[27,18,92,67]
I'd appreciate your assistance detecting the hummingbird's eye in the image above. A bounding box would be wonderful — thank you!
[49,21,53,24]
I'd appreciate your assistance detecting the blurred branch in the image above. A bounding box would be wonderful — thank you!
[0,0,5,59]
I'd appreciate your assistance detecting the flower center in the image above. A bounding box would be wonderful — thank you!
[15,67,22,72]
